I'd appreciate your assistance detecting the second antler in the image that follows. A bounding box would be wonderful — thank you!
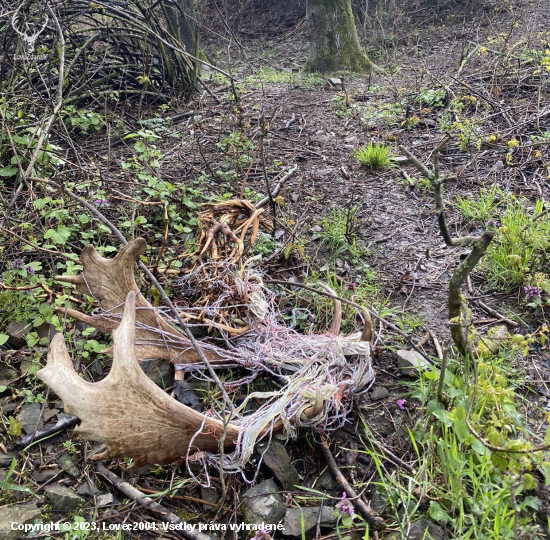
[37,291,241,468]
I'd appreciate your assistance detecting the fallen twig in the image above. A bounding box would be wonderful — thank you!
[320,437,386,530]
[476,300,518,328]
[17,415,79,448]
[95,464,212,540]
[256,164,298,208]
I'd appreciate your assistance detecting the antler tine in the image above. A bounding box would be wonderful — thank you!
[37,292,242,468]
[359,306,373,343]
[11,14,25,38]
[319,283,342,335]
[56,238,225,365]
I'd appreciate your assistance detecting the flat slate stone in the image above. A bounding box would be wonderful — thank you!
[242,479,285,526]
[16,403,43,435]
[0,368,18,387]
[396,350,431,377]
[0,504,41,540]
[7,321,31,349]
[0,451,18,468]
[256,440,300,491]
[45,485,84,513]
[76,481,101,497]
[31,468,62,483]
[281,506,336,537]
[56,454,80,478]
[370,387,390,401]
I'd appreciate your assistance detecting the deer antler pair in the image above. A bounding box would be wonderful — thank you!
[38,239,373,468]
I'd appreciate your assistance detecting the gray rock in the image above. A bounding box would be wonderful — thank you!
[42,408,59,423]
[0,367,18,387]
[31,468,62,483]
[140,358,174,389]
[0,398,17,415]
[88,360,104,381]
[385,518,446,540]
[35,322,56,341]
[290,193,299,203]
[396,350,431,377]
[200,486,221,511]
[16,403,43,435]
[0,504,41,539]
[316,469,338,491]
[256,440,300,491]
[7,321,31,349]
[45,485,84,513]
[56,454,80,478]
[310,225,322,234]
[368,486,387,514]
[97,493,117,507]
[20,357,44,375]
[370,387,389,401]
[327,78,342,87]
[76,481,101,497]
[241,479,285,526]
[281,506,336,537]
[0,451,18,467]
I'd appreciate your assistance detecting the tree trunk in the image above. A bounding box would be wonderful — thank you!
[305,0,372,73]
[164,0,197,55]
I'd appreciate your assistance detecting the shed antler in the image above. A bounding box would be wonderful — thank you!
[37,292,241,467]
[56,239,224,365]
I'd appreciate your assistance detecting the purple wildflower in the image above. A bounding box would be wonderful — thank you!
[335,492,355,518]
[25,265,35,275]
[253,524,272,540]
[345,281,357,292]
[10,259,25,269]
[94,199,107,206]
[524,286,542,298]
[396,399,406,410]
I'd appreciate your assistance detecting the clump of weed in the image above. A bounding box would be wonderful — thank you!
[361,346,550,539]
[455,185,504,224]
[353,142,392,170]
[483,197,550,297]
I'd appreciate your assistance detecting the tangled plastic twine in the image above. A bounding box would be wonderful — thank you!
[89,266,375,479]
[171,267,375,478]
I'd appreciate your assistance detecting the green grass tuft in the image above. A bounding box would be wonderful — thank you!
[353,142,393,170]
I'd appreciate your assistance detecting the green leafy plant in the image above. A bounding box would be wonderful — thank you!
[483,197,550,294]
[360,346,548,539]
[64,106,105,135]
[353,143,393,170]
[417,87,446,108]
[455,185,504,224]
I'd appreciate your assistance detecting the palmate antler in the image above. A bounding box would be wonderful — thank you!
[37,292,241,467]
[56,239,225,365]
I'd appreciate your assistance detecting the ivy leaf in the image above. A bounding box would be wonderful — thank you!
[0,166,18,177]
[523,473,538,491]
[7,417,22,437]
[44,225,71,245]
[428,500,451,524]
[0,334,9,346]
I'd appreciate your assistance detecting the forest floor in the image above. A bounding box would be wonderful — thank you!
[1,0,550,539]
